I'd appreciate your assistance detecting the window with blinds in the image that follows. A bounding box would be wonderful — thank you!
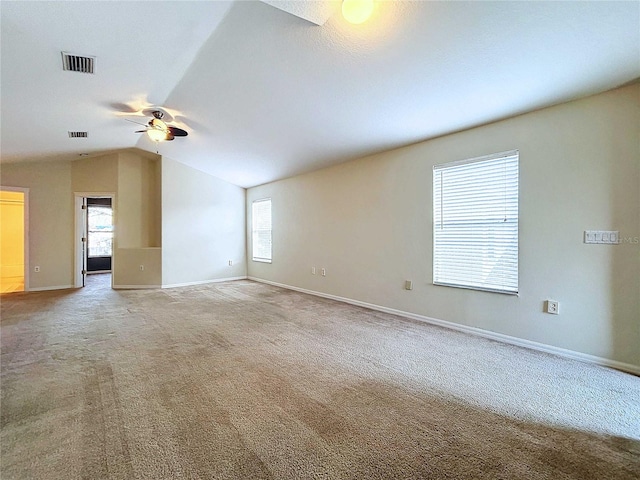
[433,150,519,294]
[252,198,272,263]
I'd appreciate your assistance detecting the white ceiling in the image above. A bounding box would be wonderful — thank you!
[1,1,638,188]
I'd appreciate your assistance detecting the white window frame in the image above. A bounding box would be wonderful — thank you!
[433,150,519,295]
[252,198,272,263]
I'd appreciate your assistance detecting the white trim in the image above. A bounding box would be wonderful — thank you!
[248,276,640,376]
[112,285,163,290]
[29,285,74,292]
[0,186,29,292]
[161,276,248,289]
[252,258,272,264]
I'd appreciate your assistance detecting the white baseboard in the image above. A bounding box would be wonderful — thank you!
[248,277,640,376]
[28,285,74,292]
[161,276,248,289]
[27,277,249,291]
[112,285,163,290]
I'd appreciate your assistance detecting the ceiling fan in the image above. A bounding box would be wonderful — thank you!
[132,109,188,142]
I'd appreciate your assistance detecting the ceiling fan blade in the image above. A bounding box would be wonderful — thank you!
[110,102,139,114]
[166,133,175,141]
[167,126,188,137]
[134,130,148,133]
[124,118,149,127]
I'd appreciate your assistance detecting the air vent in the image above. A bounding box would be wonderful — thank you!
[68,131,88,138]
[61,52,95,74]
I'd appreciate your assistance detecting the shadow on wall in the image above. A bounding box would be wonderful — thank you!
[609,103,640,369]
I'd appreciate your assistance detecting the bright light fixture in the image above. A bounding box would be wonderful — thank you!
[151,118,167,130]
[342,0,374,24]
[147,128,166,142]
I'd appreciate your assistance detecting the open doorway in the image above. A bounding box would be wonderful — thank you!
[86,198,113,273]
[0,187,29,293]
[74,193,114,288]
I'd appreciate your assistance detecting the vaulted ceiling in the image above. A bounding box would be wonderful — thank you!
[1,1,638,188]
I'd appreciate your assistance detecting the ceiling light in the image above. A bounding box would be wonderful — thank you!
[150,118,167,130]
[342,0,374,24]
[147,128,167,142]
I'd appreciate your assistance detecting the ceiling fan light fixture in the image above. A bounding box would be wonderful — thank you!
[150,117,167,130]
[342,0,374,24]
[147,128,167,142]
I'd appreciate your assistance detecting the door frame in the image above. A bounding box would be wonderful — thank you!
[0,186,29,292]
[74,192,115,288]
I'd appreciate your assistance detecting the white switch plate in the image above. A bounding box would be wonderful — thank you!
[321,268,326,277]
[405,280,413,290]
[584,230,619,244]
[311,267,316,275]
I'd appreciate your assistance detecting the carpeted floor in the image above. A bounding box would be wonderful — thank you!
[1,275,639,479]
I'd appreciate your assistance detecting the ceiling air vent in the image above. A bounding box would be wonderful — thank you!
[68,131,88,138]
[61,52,95,74]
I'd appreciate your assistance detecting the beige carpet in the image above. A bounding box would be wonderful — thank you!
[1,275,639,479]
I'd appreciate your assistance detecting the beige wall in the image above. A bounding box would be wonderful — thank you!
[117,153,161,248]
[0,151,165,289]
[112,247,162,287]
[71,154,118,192]
[1,160,74,289]
[247,83,640,369]
[113,152,163,287]
[162,157,247,286]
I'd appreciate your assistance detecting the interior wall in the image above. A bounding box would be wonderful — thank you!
[162,157,247,286]
[112,247,162,287]
[112,152,163,287]
[117,152,161,248]
[0,161,73,289]
[0,150,164,290]
[71,154,118,192]
[247,83,640,369]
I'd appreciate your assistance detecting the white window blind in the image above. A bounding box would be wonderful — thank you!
[433,150,519,294]
[252,198,272,263]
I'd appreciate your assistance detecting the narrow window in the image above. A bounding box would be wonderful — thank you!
[433,150,519,294]
[252,198,272,263]
[87,204,113,257]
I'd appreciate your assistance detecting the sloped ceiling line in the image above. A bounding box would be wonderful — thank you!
[1,0,639,188]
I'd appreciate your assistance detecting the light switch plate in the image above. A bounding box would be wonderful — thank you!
[584,230,619,244]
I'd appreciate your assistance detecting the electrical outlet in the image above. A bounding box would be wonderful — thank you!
[321,268,326,277]
[139,265,144,271]
[311,267,316,275]
[34,266,40,273]
[545,300,559,315]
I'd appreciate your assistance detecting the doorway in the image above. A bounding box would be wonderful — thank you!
[86,198,113,273]
[74,193,114,288]
[0,188,29,293]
